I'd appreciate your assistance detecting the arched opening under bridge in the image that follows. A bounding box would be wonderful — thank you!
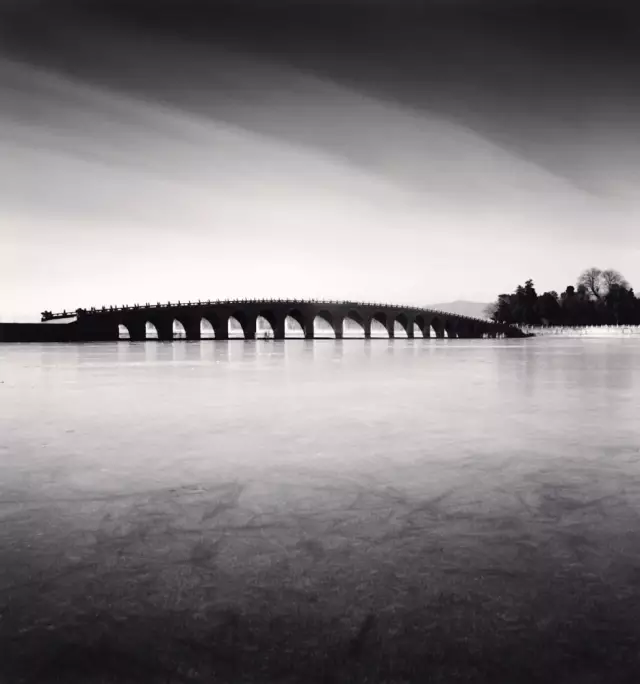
[118,324,130,340]
[201,318,215,339]
[173,320,186,339]
[146,321,158,340]
[394,314,410,338]
[256,314,275,339]
[228,315,246,339]
[412,323,424,338]
[370,313,388,338]
[314,312,335,339]
[343,310,365,338]
[285,311,305,338]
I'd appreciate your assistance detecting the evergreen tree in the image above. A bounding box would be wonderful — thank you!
[488,270,638,326]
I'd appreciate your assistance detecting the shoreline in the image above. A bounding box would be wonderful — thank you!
[520,325,640,338]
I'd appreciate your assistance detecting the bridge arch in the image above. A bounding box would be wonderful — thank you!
[394,313,410,338]
[430,316,445,338]
[414,315,429,338]
[171,315,204,341]
[141,316,177,341]
[146,321,159,340]
[313,310,336,338]
[200,312,220,339]
[228,311,249,339]
[285,309,305,338]
[118,318,146,341]
[343,309,366,338]
[201,318,215,339]
[370,312,389,338]
[256,310,277,339]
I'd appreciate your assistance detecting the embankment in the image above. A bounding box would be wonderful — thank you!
[0,322,79,343]
[519,325,640,338]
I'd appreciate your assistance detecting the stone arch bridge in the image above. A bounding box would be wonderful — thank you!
[42,299,525,341]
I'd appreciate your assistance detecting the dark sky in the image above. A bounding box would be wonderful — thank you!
[1,0,639,317]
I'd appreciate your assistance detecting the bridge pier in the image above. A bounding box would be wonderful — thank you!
[152,319,173,342]
[214,322,229,340]
[183,319,201,341]
[386,321,395,339]
[430,317,445,338]
[243,319,257,340]
[333,316,344,340]
[128,320,147,342]
[304,318,314,339]
[273,319,286,340]
[362,320,372,339]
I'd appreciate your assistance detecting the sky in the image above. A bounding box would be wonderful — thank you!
[1,0,639,320]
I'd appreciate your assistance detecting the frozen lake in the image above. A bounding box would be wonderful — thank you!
[1,338,640,683]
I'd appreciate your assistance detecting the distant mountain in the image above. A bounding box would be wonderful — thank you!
[426,301,492,320]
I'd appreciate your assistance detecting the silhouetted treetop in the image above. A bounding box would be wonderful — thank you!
[488,269,639,326]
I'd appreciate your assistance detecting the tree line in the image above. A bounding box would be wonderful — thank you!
[486,268,640,326]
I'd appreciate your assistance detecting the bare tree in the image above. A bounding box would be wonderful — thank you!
[577,267,603,299]
[601,268,629,292]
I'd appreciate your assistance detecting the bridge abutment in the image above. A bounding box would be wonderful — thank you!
[74,318,119,341]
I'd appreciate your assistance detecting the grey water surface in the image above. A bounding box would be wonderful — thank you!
[1,338,640,683]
